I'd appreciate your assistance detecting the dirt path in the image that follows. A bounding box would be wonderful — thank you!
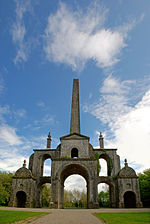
[1,207,150,224]
[30,209,102,224]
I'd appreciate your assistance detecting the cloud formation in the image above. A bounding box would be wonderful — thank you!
[64,175,86,192]
[0,125,22,146]
[11,0,32,64]
[44,2,132,71]
[84,75,150,172]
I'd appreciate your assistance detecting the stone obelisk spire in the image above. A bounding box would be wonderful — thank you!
[70,79,80,134]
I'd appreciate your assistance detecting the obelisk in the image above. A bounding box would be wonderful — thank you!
[70,79,80,134]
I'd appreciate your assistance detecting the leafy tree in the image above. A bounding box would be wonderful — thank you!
[42,184,51,207]
[0,171,13,206]
[98,190,110,207]
[138,169,150,207]
[64,189,87,208]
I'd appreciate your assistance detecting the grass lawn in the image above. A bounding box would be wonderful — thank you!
[93,212,150,224]
[0,210,49,224]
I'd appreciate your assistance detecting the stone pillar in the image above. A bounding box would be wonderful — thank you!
[99,132,104,148]
[70,79,80,134]
[88,179,99,208]
[47,132,51,148]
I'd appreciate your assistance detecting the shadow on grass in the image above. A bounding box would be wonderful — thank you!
[0,210,50,224]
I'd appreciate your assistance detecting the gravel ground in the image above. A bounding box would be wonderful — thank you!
[0,207,150,224]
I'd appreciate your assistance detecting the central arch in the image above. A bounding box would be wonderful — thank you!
[59,164,90,208]
[64,174,87,208]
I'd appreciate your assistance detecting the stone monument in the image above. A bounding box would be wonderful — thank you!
[9,79,142,208]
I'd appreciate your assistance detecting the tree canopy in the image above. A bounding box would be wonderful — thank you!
[138,168,150,207]
[0,171,13,206]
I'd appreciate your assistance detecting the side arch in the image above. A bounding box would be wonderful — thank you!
[36,177,51,208]
[97,177,116,208]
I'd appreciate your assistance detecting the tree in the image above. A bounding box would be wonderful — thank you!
[98,190,110,207]
[42,184,51,207]
[0,171,13,206]
[138,168,150,207]
[64,189,87,208]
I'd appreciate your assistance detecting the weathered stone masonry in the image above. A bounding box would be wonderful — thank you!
[9,79,142,208]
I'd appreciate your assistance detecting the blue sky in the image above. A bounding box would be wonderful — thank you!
[0,0,150,183]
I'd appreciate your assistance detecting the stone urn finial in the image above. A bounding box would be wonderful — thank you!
[124,158,128,167]
[47,132,52,148]
[23,160,26,168]
[99,132,104,148]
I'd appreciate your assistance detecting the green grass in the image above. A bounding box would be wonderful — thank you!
[94,212,150,224]
[0,210,49,224]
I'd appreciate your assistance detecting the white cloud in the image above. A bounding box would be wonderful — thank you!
[84,75,150,172]
[0,124,48,172]
[64,175,86,192]
[110,90,150,171]
[44,1,133,71]
[0,154,28,173]
[83,75,134,125]
[0,125,22,146]
[0,124,26,172]
[11,0,32,64]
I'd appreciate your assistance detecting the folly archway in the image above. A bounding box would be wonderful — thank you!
[58,164,90,208]
[124,191,136,208]
[16,191,26,207]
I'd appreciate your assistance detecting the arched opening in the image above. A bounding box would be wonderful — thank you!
[99,158,107,176]
[71,148,78,158]
[37,181,51,208]
[59,164,89,208]
[124,191,136,208]
[41,155,52,176]
[99,154,113,176]
[42,183,51,208]
[43,158,51,176]
[16,191,26,208]
[64,174,87,208]
[98,183,110,207]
